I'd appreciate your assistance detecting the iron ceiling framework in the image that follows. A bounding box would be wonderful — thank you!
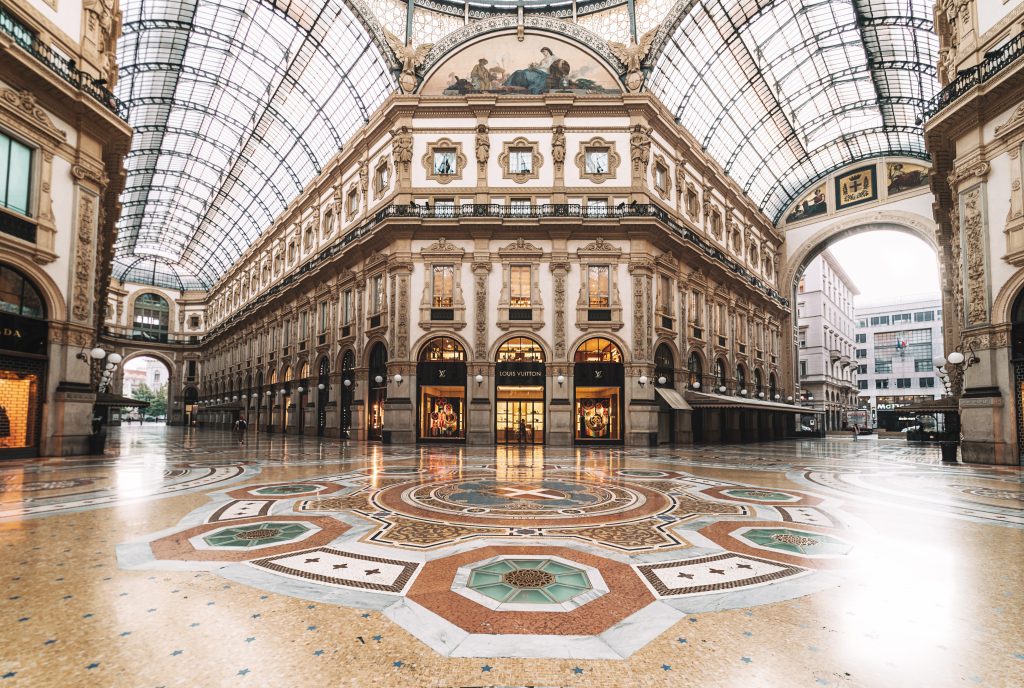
[648,0,938,223]
[112,0,938,289]
[113,0,393,290]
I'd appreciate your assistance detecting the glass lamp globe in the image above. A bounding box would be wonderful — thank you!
[374,375,383,384]
[718,385,726,393]
[474,373,484,384]
[933,355,947,368]
[657,376,667,385]
[690,381,700,390]
[343,379,351,387]
[107,353,123,364]
[556,374,565,384]
[740,389,747,395]
[638,375,648,386]
[297,386,304,393]
[947,351,965,365]
[394,374,403,384]
[90,347,107,360]
[318,383,326,390]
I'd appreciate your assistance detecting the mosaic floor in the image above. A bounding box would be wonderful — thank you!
[0,428,1022,687]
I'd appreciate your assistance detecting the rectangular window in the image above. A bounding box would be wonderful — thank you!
[875,379,889,389]
[588,266,610,307]
[0,132,33,216]
[857,380,868,390]
[855,333,866,343]
[896,378,912,389]
[658,274,672,315]
[300,311,308,341]
[654,164,666,190]
[510,265,531,307]
[892,313,911,323]
[509,199,531,217]
[434,199,455,217]
[875,360,892,373]
[919,377,935,388]
[857,364,867,374]
[508,149,532,174]
[914,359,932,372]
[686,188,698,216]
[856,348,867,358]
[584,148,609,174]
[342,289,353,325]
[371,274,384,313]
[586,198,608,217]
[857,319,867,327]
[432,265,455,308]
[376,165,388,192]
[799,361,807,378]
[870,315,890,326]
[319,301,328,333]
[433,150,456,175]
[914,310,934,322]
[282,319,290,345]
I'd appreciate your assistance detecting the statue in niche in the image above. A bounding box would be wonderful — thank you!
[552,126,566,166]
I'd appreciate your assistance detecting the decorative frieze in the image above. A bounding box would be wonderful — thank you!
[961,185,989,326]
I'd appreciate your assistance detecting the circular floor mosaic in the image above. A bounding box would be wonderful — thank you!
[376,475,670,527]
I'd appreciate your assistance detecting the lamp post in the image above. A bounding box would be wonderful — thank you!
[932,343,978,463]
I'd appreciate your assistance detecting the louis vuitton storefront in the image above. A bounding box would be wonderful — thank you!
[417,337,467,441]
[573,338,624,444]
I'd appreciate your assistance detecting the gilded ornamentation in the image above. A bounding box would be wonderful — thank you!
[962,187,988,325]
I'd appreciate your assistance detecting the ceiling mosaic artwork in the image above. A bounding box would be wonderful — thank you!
[112,0,938,289]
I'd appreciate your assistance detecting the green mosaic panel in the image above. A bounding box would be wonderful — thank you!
[202,522,312,548]
[252,484,322,495]
[741,528,851,556]
[467,558,592,604]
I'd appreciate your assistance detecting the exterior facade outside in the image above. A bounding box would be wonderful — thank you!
[854,297,945,431]
[0,0,130,457]
[796,250,859,431]
[926,0,1024,464]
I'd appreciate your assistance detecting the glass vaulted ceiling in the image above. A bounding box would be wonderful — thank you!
[649,0,937,223]
[112,0,938,289]
[112,0,392,290]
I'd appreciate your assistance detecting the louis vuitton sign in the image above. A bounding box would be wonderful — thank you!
[495,362,545,386]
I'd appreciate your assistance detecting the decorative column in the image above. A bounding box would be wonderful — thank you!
[627,257,657,446]
[468,260,493,445]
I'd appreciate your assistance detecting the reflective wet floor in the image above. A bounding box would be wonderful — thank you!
[0,426,1021,687]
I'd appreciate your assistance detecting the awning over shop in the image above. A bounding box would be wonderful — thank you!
[94,393,150,408]
[655,387,693,411]
[684,391,823,414]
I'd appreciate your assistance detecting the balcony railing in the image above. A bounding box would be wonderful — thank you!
[0,4,128,119]
[100,327,200,345]
[924,30,1024,119]
[204,202,788,341]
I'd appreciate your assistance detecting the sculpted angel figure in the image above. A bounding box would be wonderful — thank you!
[383,29,433,93]
[607,29,658,92]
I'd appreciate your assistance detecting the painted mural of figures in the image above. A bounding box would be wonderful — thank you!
[505,47,563,94]
[471,59,493,91]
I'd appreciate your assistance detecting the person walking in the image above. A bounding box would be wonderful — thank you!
[851,423,859,441]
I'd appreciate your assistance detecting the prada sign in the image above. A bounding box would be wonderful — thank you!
[495,362,545,386]
[0,315,48,354]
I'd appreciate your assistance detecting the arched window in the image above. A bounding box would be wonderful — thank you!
[715,359,728,389]
[736,364,747,392]
[420,337,466,362]
[687,351,703,386]
[574,338,622,363]
[0,265,46,319]
[654,343,674,385]
[133,293,170,342]
[497,337,544,362]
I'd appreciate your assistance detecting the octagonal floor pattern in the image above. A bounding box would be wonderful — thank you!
[0,426,1021,687]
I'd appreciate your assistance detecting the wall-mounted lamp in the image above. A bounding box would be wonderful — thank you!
[251,393,257,398]
[638,375,648,387]
[556,374,565,386]
[343,379,352,387]
[774,394,781,401]
[474,373,484,385]
[297,386,305,393]
[77,346,107,362]
[393,373,403,385]
[787,395,794,402]
[318,383,326,390]
[739,389,748,396]
[657,376,667,385]
[266,390,272,396]
[374,375,384,384]
[757,392,765,399]
[108,353,123,364]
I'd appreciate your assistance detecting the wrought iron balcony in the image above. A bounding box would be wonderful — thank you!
[0,4,127,119]
[924,30,1024,120]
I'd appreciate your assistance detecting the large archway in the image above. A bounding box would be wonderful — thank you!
[121,354,172,424]
[782,209,944,435]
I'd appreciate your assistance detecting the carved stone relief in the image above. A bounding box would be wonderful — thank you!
[961,185,989,326]
[72,191,98,322]
[473,263,490,361]
[550,261,569,360]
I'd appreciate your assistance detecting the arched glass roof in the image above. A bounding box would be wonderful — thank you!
[112,0,394,290]
[649,0,937,222]
[111,0,937,289]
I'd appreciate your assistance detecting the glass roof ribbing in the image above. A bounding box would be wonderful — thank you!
[649,0,938,223]
[112,0,393,290]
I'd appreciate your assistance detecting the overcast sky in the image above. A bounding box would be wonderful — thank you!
[825,230,941,306]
